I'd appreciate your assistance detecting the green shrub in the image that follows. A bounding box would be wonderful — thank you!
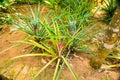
[14,5,47,42]
[10,1,96,80]
[101,0,117,24]
[0,0,14,12]
[0,0,14,26]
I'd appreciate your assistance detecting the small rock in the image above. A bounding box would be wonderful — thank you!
[9,28,18,34]
[41,58,47,64]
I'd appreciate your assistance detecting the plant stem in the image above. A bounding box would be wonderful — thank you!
[56,50,70,80]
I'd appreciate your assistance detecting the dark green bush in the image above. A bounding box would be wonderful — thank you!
[101,0,117,24]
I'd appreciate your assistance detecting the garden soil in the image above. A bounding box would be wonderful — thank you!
[0,4,120,80]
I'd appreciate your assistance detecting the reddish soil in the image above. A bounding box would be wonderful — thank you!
[0,4,120,80]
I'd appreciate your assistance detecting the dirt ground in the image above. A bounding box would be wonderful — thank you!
[0,4,120,80]
[0,29,120,80]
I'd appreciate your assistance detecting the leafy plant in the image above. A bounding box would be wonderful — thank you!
[13,12,97,79]
[101,0,117,24]
[13,17,78,80]
[105,42,120,68]
[0,0,14,12]
[14,4,47,42]
[55,0,94,28]
[0,12,13,26]
[4,14,13,24]
[44,0,61,8]
[0,0,14,27]
[11,1,96,80]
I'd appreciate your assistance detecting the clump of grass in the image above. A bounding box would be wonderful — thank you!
[14,4,47,42]
[101,0,117,24]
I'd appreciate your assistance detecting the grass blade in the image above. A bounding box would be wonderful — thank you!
[108,55,120,59]
[56,50,70,80]
[0,43,22,54]
[32,57,58,80]
[11,53,52,60]
[52,58,61,80]
[22,40,56,56]
[61,56,78,80]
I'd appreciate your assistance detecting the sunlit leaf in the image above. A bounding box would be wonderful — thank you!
[61,56,78,80]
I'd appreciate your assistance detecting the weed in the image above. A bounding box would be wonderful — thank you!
[0,0,14,13]
[101,0,117,24]
[14,4,47,42]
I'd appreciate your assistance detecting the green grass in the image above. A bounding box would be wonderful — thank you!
[101,0,117,24]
